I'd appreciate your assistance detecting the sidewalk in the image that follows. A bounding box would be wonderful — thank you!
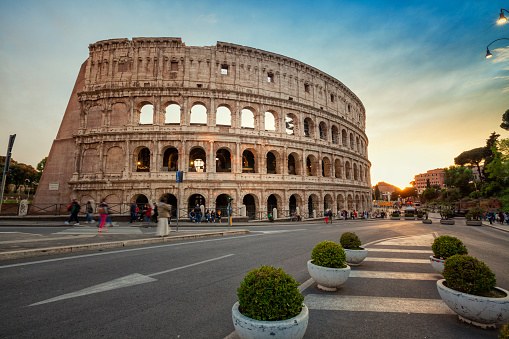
[0,220,249,261]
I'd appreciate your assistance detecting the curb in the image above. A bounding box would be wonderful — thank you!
[0,230,249,261]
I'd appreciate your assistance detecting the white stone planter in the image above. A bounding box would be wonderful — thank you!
[466,220,482,226]
[307,260,350,291]
[390,217,400,220]
[440,219,455,225]
[232,301,309,339]
[429,256,445,274]
[422,219,432,224]
[344,248,368,266]
[436,279,509,329]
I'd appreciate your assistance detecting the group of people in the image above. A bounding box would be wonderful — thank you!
[65,200,114,232]
[129,202,159,224]
[486,211,509,225]
[189,204,222,223]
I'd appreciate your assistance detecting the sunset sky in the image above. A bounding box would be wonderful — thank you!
[0,0,508,189]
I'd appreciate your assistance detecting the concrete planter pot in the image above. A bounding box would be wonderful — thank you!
[440,219,455,225]
[344,248,368,266]
[422,219,432,224]
[436,279,509,329]
[307,260,350,291]
[429,256,445,274]
[232,301,309,339]
[404,217,416,220]
[466,220,482,226]
[390,217,400,220]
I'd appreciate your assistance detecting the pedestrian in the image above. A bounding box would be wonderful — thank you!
[189,211,196,222]
[144,204,152,224]
[194,204,202,223]
[130,201,137,223]
[324,209,329,223]
[97,202,108,233]
[103,201,114,227]
[216,210,221,223]
[210,210,215,223]
[205,209,210,222]
[328,209,333,224]
[156,197,172,237]
[85,201,94,224]
[65,199,81,226]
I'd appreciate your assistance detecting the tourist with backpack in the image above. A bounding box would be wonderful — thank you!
[65,199,81,226]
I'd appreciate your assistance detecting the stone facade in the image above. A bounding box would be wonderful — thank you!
[34,37,372,219]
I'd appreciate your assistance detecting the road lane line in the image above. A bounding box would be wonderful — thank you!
[304,294,454,314]
[30,254,234,306]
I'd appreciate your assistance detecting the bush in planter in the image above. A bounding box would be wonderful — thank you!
[431,235,468,260]
[417,212,423,218]
[391,212,399,217]
[311,241,346,268]
[466,206,484,221]
[237,265,304,321]
[500,323,509,339]
[404,213,414,217]
[340,232,362,250]
[440,209,454,220]
[443,254,496,297]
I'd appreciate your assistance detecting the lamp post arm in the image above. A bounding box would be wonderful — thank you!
[487,38,509,49]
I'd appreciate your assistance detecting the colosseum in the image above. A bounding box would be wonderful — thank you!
[34,37,372,220]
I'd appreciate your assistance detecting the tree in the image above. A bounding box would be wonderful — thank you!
[454,147,485,182]
[444,166,474,198]
[35,157,47,182]
[390,191,400,201]
[484,131,500,166]
[421,187,437,202]
[482,138,509,211]
[501,109,509,131]
[400,187,417,199]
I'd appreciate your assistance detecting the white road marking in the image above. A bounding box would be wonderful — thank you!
[249,229,306,234]
[364,248,432,254]
[349,270,438,280]
[29,254,234,306]
[0,234,95,244]
[364,258,430,264]
[304,294,454,314]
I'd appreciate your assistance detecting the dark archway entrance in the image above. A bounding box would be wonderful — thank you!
[215,194,229,217]
[243,194,256,220]
[267,194,277,217]
[289,195,297,214]
[188,194,205,212]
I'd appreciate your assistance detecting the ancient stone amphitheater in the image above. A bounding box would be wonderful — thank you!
[34,37,372,219]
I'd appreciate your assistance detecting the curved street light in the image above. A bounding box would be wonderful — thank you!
[498,9,509,24]
[485,38,509,59]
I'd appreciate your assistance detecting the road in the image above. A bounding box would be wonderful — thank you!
[1,219,507,338]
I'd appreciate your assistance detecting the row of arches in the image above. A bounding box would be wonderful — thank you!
[86,191,371,220]
[84,101,367,155]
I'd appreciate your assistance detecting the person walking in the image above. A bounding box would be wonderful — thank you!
[152,202,158,223]
[65,199,81,226]
[97,202,108,233]
[328,209,333,224]
[85,201,94,224]
[194,204,202,223]
[156,197,172,237]
[144,204,152,224]
[324,210,329,223]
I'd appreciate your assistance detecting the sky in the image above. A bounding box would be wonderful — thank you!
[0,0,508,189]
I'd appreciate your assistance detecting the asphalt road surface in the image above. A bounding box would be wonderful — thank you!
[1,219,507,338]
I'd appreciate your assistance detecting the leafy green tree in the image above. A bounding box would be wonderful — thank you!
[501,109,509,131]
[421,187,438,202]
[35,157,47,182]
[390,191,400,201]
[444,166,474,198]
[482,138,509,211]
[454,147,485,182]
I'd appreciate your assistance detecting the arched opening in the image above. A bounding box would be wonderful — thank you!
[216,149,232,172]
[162,148,178,171]
[356,136,360,152]
[319,122,327,140]
[267,194,278,216]
[241,108,255,128]
[285,114,296,135]
[266,152,277,174]
[288,154,297,175]
[347,194,353,210]
[324,194,333,212]
[308,194,318,218]
[289,195,297,214]
[243,194,256,220]
[162,193,178,217]
[189,147,206,172]
[188,194,206,212]
[165,104,181,124]
[132,194,149,208]
[136,148,150,172]
[337,194,345,211]
[304,118,313,138]
[139,104,154,125]
[306,155,317,176]
[350,133,355,149]
[354,163,358,180]
[355,195,361,211]
[190,104,207,125]
[264,112,275,131]
[215,194,229,218]
[332,126,339,144]
[342,129,347,146]
[242,150,256,173]
[345,161,351,179]
[216,106,231,126]
[334,159,342,178]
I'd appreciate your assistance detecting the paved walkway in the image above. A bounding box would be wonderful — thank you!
[0,220,249,261]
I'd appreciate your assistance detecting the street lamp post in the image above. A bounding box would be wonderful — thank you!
[498,9,509,24]
[485,38,509,59]
[469,180,481,207]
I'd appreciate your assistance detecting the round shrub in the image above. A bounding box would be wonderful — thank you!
[391,212,399,217]
[311,241,346,268]
[340,232,362,249]
[500,323,509,339]
[237,265,304,321]
[431,235,468,260]
[405,213,414,217]
[443,254,496,296]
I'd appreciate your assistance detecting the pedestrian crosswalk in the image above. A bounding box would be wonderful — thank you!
[303,233,455,315]
[56,225,144,235]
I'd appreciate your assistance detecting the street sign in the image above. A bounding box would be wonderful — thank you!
[176,171,184,183]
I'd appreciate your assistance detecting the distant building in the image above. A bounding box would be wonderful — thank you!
[414,169,446,194]
[374,181,399,201]
[466,165,484,182]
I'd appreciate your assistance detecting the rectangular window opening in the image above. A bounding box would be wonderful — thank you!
[267,72,274,83]
[171,61,178,71]
[304,83,310,93]
[221,64,228,75]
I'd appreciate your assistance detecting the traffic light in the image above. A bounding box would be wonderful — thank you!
[227,196,234,203]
